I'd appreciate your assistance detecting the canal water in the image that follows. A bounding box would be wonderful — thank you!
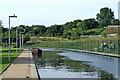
[33,48,120,79]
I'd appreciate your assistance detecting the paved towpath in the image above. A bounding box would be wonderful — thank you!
[1,49,39,80]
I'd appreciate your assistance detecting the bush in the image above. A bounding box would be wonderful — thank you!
[103,33,107,38]
[24,33,31,43]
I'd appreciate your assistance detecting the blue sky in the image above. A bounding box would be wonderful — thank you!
[0,0,119,28]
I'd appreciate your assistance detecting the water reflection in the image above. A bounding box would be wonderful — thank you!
[58,51,119,78]
[33,49,116,79]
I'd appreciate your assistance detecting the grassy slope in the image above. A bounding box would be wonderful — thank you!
[0,48,22,74]
[27,36,70,43]
[24,34,119,54]
[84,28,106,35]
[104,27,120,34]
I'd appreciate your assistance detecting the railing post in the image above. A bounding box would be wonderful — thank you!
[102,41,104,52]
[87,41,88,51]
[118,39,120,54]
[58,41,60,48]
[91,40,92,51]
[81,41,82,50]
[82,41,83,50]
[79,41,81,50]
[98,40,99,51]
[107,40,108,53]
[110,40,112,53]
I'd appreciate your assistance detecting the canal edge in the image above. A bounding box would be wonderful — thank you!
[30,49,41,80]
[50,48,120,58]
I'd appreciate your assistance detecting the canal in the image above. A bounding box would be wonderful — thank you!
[33,48,120,79]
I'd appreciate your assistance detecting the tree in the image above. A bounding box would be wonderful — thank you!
[2,27,8,33]
[0,20,3,26]
[96,7,115,27]
[46,24,63,37]
[0,20,3,37]
[70,28,79,40]
[64,22,75,31]
[18,25,26,32]
[62,30,71,38]
[80,18,98,30]
[46,27,53,36]
[5,31,8,38]
[63,20,81,31]
[26,26,34,35]
[112,19,120,25]
[11,27,16,38]
[24,33,31,43]
[76,22,82,28]
[31,25,46,36]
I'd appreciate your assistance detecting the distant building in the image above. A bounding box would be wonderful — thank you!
[108,25,120,27]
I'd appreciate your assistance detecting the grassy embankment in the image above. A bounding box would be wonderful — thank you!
[0,48,23,74]
[24,27,119,54]
[24,34,119,54]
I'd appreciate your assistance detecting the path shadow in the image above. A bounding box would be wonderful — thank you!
[1,57,34,64]
[1,49,35,64]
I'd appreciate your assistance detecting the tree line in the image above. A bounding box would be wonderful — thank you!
[1,7,120,43]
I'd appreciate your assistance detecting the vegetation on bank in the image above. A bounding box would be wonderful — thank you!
[24,37,119,55]
[27,36,70,43]
[0,48,23,74]
[24,33,119,55]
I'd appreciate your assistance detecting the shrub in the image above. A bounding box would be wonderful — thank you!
[103,33,107,38]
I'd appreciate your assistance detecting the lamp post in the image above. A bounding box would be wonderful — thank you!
[9,14,17,61]
[20,32,24,50]
[22,34,24,50]
[16,27,24,54]
[16,28,18,55]
[19,32,21,51]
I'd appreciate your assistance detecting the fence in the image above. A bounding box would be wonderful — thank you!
[25,39,119,54]
[59,40,118,54]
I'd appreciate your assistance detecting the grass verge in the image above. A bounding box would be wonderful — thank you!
[0,48,23,74]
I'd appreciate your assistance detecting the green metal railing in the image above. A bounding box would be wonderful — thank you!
[24,39,119,54]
